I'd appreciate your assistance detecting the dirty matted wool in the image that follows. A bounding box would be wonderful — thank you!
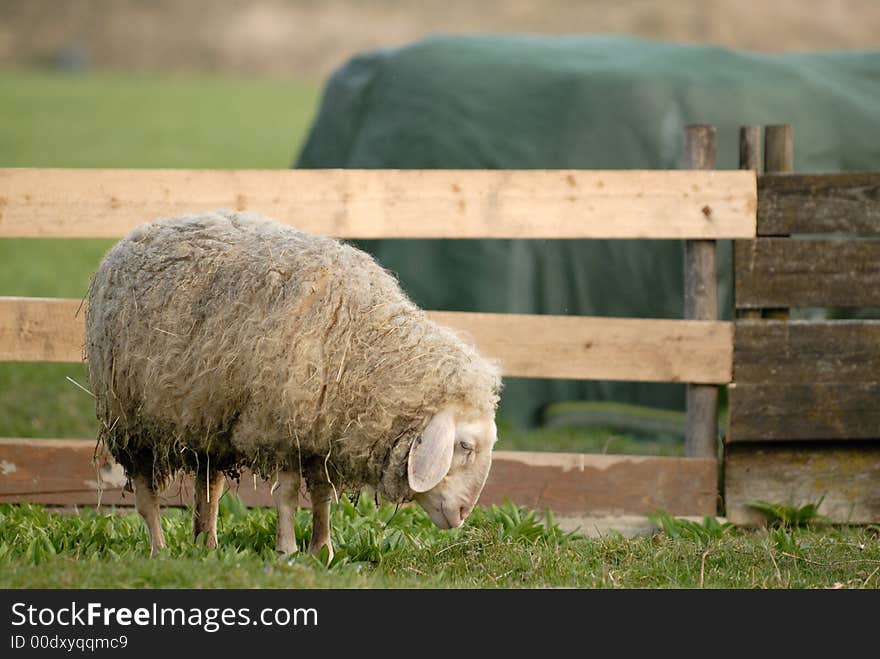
[85,210,502,500]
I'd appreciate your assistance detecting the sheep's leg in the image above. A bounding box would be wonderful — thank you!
[308,491,333,560]
[193,467,226,549]
[133,473,165,557]
[272,469,301,555]
[304,469,334,560]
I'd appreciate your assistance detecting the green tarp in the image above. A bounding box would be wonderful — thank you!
[295,35,880,426]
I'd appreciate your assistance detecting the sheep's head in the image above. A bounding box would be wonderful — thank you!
[408,407,498,529]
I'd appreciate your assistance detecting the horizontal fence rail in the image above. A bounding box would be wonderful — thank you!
[735,238,880,308]
[0,438,719,516]
[726,443,880,525]
[730,292,880,443]
[758,172,880,235]
[0,168,758,239]
[734,320,880,384]
[728,381,880,440]
[0,297,734,383]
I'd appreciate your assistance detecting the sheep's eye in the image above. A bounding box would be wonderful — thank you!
[459,440,475,453]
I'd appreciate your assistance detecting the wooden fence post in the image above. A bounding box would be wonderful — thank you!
[762,124,794,320]
[684,125,719,459]
[764,124,793,175]
[737,126,763,321]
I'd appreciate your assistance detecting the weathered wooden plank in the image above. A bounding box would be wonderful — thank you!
[0,297,84,362]
[725,443,880,525]
[735,238,880,308]
[0,168,757,239]
[727,382,880,441]
[735,320,880,384]
[683,125,720,459]
[481,451,717,516]
[0,439,718,516]
[0,438,278,508]
[758,173,880,236]
[1,297,735,383]
[428,311,733,383]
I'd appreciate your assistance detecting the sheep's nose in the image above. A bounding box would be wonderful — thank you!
[442,505,465,529]
[450,505,475,527]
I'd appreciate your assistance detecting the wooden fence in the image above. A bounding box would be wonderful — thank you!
[1,123,876,523]
[725,125,880,524]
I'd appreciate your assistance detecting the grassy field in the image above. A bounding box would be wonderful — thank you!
[0,70,320,168]
[2,497,879,589]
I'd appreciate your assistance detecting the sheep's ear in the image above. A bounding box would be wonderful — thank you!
[408,409,456,493]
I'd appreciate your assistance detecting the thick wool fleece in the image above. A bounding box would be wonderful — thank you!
[86,210,501,501]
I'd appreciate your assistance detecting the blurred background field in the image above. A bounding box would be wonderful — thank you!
[0,71,320,168]
[2,0,878,79]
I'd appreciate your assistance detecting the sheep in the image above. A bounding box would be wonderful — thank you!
[85,209,502,558]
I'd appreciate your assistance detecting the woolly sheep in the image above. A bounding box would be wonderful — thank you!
[85,210,502,558]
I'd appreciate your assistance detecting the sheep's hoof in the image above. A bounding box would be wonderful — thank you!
[309,541,334,564]
[193,531,219,550]
[275,540,298,556]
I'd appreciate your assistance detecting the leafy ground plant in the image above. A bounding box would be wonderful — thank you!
[748,498,829,528]
[648,510,735,546]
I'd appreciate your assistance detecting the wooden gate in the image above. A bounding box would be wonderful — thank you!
[725,125,880,524]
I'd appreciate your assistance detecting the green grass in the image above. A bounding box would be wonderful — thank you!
[1,498,878,589]
[497,419,685,456]
[0,70,320,168]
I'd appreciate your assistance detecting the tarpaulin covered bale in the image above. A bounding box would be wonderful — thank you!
[295,35,880,426]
